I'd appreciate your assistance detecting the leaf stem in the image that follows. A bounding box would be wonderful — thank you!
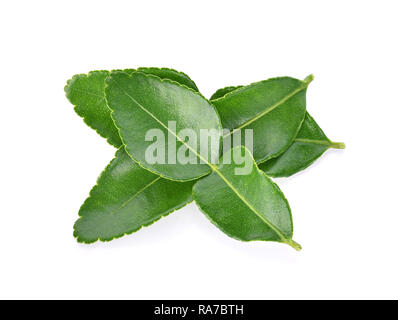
[285,239,302,251]
[330,141,346,149]
[303,74,314,86]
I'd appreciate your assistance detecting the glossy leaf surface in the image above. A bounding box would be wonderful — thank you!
[105,71,222,181]
[260,112,345,177]
[211,76,312,163]
[65,68,199,147]
[74,148,195,243]
[193,146,301,250]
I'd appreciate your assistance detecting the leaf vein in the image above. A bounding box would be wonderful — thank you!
[224,83,308,138]
[110,176,161,215]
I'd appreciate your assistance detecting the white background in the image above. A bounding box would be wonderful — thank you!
[1,0,397,299]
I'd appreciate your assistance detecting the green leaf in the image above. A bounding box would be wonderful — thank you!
[210,83,345,177]
[211,76,312,163]
[105,71,223,181]
[65,70,123,147]
[65,68,199,147]
[193,146,301,250]
[74,147,195,243]
[259,112,345,177]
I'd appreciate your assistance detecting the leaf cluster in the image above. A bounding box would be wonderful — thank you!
[65,67,344,250]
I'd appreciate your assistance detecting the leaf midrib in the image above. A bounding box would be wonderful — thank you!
[295,138,332,146]
[69,87,104,99]
[113,78,291,245]
[223,81,309,138]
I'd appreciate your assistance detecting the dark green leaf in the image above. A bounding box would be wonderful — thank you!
[193,146,301,250]
[105,71,222,181]
[74,148,195,243]
[211,76,312,163]
[260,112,345,177]
[65,68,199,147]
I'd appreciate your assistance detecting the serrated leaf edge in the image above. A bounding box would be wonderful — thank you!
[137,66,199,92]
[65,70,129,148]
